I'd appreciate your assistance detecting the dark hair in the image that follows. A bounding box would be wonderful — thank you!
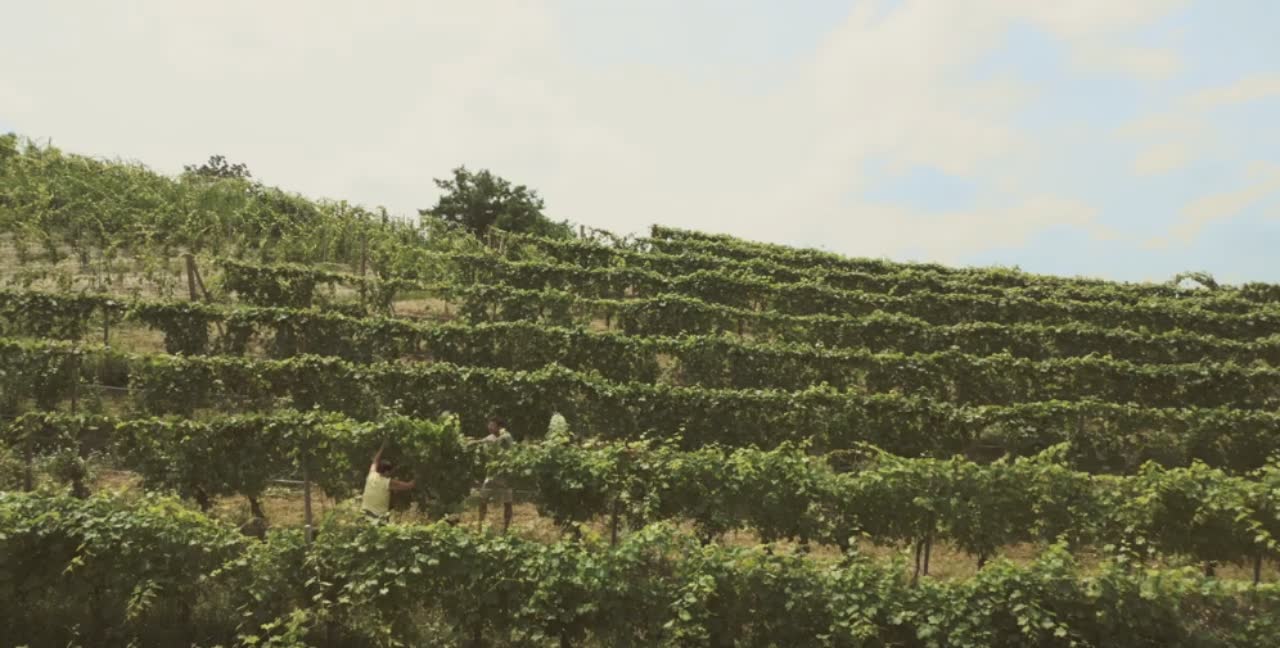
[377,459,394,474]
[488,416,507,428]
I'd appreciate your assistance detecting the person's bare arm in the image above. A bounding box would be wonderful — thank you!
[370,440,387,473]
[390,478,415,492]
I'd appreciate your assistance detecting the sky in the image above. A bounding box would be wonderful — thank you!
[2,1,1279,283]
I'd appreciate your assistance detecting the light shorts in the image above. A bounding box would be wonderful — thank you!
[477,476,513,505]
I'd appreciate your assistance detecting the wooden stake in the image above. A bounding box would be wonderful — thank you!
[360,234,369,277]
[610,501,620,546]
[302,439,314,546]
[192,257,214,302]
[923,531,932,576]
[23,433,33,492]
[184,253,199,302]
[911,538,923,586]
[70,353,80,414]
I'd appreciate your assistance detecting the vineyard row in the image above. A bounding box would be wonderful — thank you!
[221,258,1280,355]
[5,491,1280,647]
[10,289,1280,402]
[11,410,1280,576]
[7,338,1280,473]
[647,224,1280,303]
[499,228,1280,311]
[417,250,1280,340]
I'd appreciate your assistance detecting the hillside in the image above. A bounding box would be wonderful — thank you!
[3,137,1280,647]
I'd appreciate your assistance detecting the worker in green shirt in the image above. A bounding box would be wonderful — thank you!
[361,441,416,524]
[470,416,515,533]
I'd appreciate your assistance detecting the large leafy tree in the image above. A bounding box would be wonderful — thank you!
[420,166,573,238]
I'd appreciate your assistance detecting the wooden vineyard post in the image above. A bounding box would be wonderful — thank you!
[193,258,213,301]
[102,304,111,347]
[610,500,620,546]
[23,432,33,492]
[69,350,81,414]
[360,233,369,277]
[185,253,199,301]
[302,438,315,547]
[359,235,369,310]
[923,530,932,577]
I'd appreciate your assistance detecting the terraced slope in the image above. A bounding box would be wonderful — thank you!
[3,136,1280,646]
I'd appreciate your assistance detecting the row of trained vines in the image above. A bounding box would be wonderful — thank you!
[12,283,1280,370]
[4,491,1279,648]
[8,337,1280,473]
[9,291,1280,410]
[12,410,1280,578]
[498,228,1280,313]
[168,254,1280,342]
[645,224,1280,303]
[421,249,1280,340]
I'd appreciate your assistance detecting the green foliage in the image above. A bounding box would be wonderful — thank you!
[7,410,477,517]
[0,443,25,490]
[15,408,1280,570]
[646,225,1280,308]
[4,492,1280,647]
[12,139,1280,646]
[420,166,573,239]
[0,491,247,647]
[0,136,428,273]
[10,336,1280,474]
[183,154,253,181]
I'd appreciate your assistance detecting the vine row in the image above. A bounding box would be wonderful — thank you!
[500,228,1280,312]
[10,411,1280,578]
[11,289,1280,402]
[646,224,1280,304]
[4,491,1280,646]
[8,338,1280,473]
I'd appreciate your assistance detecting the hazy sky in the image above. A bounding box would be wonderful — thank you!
[3,1,1279,283]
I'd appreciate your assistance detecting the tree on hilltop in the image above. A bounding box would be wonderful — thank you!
[420,166,573,239]
[183,154,252,181]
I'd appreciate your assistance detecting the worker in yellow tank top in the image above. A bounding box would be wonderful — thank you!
[362,441,416,524]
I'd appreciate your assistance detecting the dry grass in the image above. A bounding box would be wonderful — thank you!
[105,322,169,353]
[394,296,457,320]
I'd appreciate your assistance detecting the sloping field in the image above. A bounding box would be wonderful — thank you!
[3,135,1280,646]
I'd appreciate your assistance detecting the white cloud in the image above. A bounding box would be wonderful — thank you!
[1132,141,1195,176]
[1018,0,1186,37]
[1189,75,1280,112]
[1122,74,1280,176]
[835,195,1107,263]
[1145,162,1280,248]
[1072,44,1181,81]
[0,0,1181,261]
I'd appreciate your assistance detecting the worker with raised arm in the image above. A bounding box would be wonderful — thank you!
[469,416,515,533]
[362,441,415,524]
